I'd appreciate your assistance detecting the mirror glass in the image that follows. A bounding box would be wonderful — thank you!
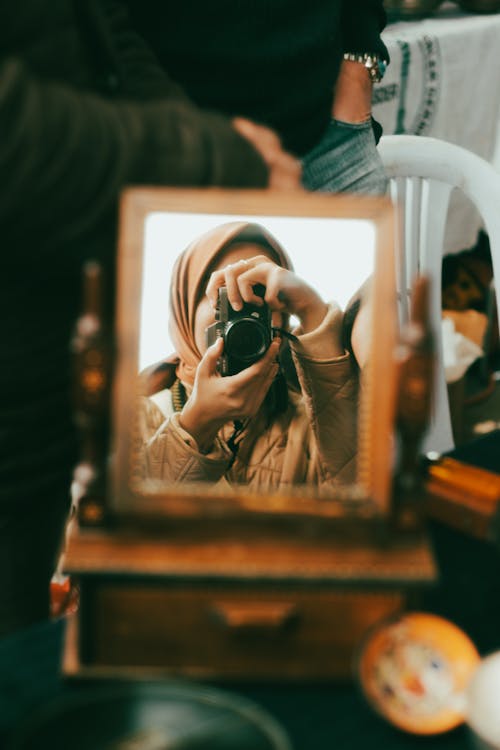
[112,189,397,520]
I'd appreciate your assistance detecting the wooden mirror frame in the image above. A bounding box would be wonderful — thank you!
[110,188,398,524]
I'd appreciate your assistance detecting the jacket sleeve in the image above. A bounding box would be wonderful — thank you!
[291,304,359,484]
[0,58,268,248]
[137,396,232,483]
[341,0,389,60]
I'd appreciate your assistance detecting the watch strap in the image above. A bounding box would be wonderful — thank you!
[343,52,388,83]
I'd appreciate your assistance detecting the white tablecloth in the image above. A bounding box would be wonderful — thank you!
[373,2,500,253]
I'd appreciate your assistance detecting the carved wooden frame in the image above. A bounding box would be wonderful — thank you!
[111,188,398,523]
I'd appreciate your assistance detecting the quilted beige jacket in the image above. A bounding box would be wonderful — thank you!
[138,303,358,489]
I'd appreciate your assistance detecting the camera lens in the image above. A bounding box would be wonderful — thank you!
[226,320,267,362]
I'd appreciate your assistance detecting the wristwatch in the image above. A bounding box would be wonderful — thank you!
[343,52,388,83]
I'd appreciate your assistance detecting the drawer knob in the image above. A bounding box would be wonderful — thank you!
[210,601,299,633]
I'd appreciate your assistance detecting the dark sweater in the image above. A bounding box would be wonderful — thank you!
[0,0,268,509]
[125,0,389,154]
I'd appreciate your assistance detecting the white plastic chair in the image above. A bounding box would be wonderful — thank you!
[378,135,500,453]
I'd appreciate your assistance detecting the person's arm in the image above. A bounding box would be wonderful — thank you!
[0,58,269,250]
[179,337,281,454]
[331,59,373,124]
[342,278,373,368]
[97,1,301,188]
[138,336,282,479]
[291,304,359,484]
[137,396,233,483]
[333,0,389,125]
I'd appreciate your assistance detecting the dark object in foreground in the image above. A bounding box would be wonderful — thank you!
[7,681,291,750]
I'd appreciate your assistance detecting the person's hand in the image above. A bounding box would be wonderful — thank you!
[179,336,281,453]
[206,255,328,334]
[232,117,302,190]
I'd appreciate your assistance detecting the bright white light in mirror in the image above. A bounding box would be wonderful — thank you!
[139,212,375,370]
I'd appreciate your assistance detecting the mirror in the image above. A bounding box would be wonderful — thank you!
[111,189,398,522]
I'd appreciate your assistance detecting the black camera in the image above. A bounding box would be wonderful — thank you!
[205,284,272,375]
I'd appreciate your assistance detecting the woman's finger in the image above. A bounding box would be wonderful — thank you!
[206,269,227,308]
[223,260,250,311]
[206,256,273,308]
[257,340,282,381]
[236,266,269,305]
[219,257,268,310]
[238,265,288,309]
[197,336,223,377]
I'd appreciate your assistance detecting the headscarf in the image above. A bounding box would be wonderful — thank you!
[168,222,293,386]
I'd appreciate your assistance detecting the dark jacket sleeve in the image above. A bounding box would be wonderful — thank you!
[341,0,389,60]
[0,59,268,247]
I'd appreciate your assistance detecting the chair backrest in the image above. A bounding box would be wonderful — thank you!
[378,135,500,453]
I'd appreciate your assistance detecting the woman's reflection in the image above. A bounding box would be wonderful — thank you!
[137,222,359,488]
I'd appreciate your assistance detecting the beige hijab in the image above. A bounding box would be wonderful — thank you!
[169,222,293,386]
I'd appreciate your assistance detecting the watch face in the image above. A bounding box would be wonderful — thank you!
[367,57,387,83]
[356,612,480,735]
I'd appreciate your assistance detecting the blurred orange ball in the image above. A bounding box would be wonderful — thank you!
[357,612,480,735]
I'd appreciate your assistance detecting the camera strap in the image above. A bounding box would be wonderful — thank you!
[226,419,249,469]
[272,327,298,344]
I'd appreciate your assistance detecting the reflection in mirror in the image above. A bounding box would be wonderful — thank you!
[137,214,374,489]
[112,190,397,519]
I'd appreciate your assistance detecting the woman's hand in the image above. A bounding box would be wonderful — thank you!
[205,255,328,334]
[179,336,281,453]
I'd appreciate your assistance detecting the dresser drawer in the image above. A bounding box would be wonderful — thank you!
[80,582,405,679]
